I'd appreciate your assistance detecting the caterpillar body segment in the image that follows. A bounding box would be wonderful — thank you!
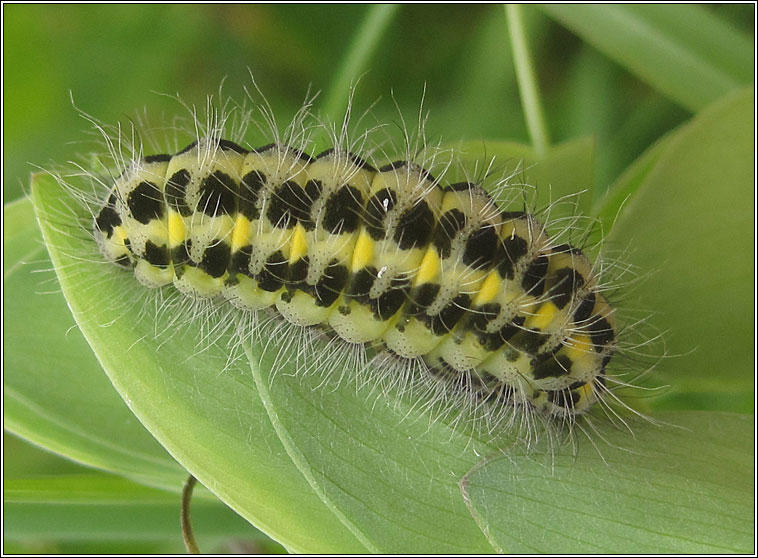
[94,137,617,419]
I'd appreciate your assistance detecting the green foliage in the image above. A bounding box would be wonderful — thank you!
[538,4,753,112]
[602,89,754,412]
[462,412,753,553]
[4,4,754,553]
[5,475,264,545]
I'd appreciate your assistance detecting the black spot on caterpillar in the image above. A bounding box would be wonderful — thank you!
[92,129,619,422]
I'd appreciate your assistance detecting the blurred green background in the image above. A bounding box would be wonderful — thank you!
[4,4,754,554]
[6,3,751,203]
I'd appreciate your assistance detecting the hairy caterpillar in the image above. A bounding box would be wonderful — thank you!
[85,94,619,428]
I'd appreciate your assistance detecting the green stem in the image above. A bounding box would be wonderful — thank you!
[506,4,550,157]
[320,4,399,125]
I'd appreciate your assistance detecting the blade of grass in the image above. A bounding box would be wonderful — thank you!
[4,475,269,543]
[505,4,550,157]
[538,4,753,112]
[5,475,183,505]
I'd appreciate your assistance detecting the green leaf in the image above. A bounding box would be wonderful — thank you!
[31,167,505,552]
[447,135,595,216]
[591,126,680,233]
[24,138,591,553]
[461,412,754,553]
[28,175,372,553]
[539,5,753,112]
[604,87,754,411]
[247,343,494,553]
[5,474,179,505]
[3,197,184,489]
[26,131,754,552]
[5,197,277,550]
[5,474,268,548]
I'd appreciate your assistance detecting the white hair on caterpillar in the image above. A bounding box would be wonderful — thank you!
[35,81,664,461]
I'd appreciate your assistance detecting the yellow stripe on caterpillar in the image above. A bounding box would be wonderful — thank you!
[92,134,620,422]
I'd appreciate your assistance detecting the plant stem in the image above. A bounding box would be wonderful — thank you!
[181,474,200,554]
[506,4,550,157]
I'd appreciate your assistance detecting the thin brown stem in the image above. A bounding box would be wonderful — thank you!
[181,474,201,554]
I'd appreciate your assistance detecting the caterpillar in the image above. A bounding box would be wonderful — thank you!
[90,107,618,424]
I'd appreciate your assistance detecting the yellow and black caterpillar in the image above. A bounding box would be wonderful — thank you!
[94,137,616,419]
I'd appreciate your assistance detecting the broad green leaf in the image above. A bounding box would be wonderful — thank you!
[591,126,681,234]
[30,172,498,553]
[4,474,262,543]
[9,138,591,552]
[4,198,274,548]
[27,129,753,552]
[29,175,370,553]
[247,343,494,553]
[605,87,754,411]
[462,412,753,553]
[539,5,753,112]
[3,197,183,489]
